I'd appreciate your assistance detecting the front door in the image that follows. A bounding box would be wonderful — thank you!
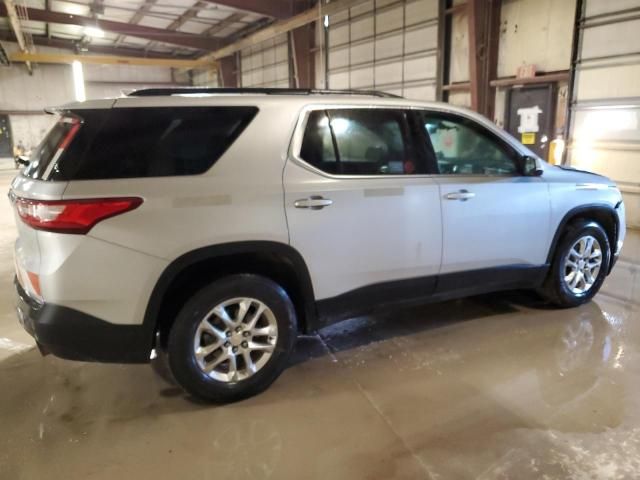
[284,107,443,310]
[417,110,551,283]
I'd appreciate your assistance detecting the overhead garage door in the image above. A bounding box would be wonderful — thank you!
[240,34,292,88]
[569,0,640,227]
[326,0,439,100]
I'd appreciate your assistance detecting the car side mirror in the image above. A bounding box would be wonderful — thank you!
[521,155,543,177]
[15,155,30,167]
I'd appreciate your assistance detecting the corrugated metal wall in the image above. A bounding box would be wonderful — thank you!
[569,0,640,227]
[240,34,292,88]
[326,0,439,100]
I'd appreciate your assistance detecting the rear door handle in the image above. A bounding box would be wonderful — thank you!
[445,189,475,201]
[294,195,333,210]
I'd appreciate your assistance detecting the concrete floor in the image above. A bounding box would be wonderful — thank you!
[0,168,639,480]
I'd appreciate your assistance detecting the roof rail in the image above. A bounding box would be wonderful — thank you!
[127,87,403,98]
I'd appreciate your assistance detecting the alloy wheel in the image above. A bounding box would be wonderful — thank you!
[193,297,278,382]
[562,235,602,295]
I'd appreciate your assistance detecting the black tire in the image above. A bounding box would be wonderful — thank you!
[541,220,611,308]
[167,274,297,403]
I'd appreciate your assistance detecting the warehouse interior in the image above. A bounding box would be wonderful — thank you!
[0,0,639,478]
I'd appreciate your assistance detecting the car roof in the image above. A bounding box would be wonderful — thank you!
[55,91,473,116]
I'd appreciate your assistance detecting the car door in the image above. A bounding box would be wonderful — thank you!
[416,110,551,286]
[284,107,443,317]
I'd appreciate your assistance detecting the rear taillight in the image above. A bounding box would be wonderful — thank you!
[14,197,143,234]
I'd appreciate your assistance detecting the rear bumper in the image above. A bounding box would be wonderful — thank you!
[15,278,151,363]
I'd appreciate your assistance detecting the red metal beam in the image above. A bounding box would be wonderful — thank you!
[291,24,314,88]
[290,0,314,88]
[0,31,198,59]
[219,54,238,86]
[201,0,292,19]
[467,0,500,117]
[0,5,222,50]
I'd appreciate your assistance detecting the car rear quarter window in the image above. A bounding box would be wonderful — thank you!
[299,108,425,175]
[23,110,106,181]
[72,106,257,180]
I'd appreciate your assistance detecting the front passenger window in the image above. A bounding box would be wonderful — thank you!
[420,113,518,175]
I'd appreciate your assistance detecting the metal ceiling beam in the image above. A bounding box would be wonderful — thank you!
[0,31,198,58]
[0,4,222,50]
[145,1,205,51]
[201,0,292,19]
[3,0,32,72]
[199,0,369,61]
[114,0,157,46]
[202,11,244,36]
[9,51,216,69]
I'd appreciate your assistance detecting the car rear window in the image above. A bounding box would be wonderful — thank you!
[27,106,258,181]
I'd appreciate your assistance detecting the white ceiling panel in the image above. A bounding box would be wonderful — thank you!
[198,8,234,21]
[23,0,46,9]
[50,0,90,16]
[101,6,135,23]
[121,35,150,46]
[50,24,84,36]
[138,16,174,29]
[177,20,210,35]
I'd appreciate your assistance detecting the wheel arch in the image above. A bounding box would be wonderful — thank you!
[546,203,619,267]
[142,241,318,351]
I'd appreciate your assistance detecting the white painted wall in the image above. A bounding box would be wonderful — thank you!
[498,0,576,78]
[240,34,291,88]
[326,0,439,101]
[492,0,576,128]
[0,42,182,154]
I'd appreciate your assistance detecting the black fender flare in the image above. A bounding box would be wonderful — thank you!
[141,241,318,348]
[545,203,619,266]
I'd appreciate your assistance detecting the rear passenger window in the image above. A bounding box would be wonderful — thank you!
[72,107,257,180]
[299,109,423,175]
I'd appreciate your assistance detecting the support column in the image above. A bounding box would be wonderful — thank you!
[291,0,315,89]
[219,53,239,87]
[291,23,315,88]
[468,0,501,117]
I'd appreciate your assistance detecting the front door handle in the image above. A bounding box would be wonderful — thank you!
[445,189,475,201]
[294,195,333,210]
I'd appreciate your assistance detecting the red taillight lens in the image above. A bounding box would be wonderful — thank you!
[14,197,143,234]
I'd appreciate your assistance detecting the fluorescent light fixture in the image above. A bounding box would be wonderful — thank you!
[84,26,105,38]
[324,15,329,28]
[72,60,86,102]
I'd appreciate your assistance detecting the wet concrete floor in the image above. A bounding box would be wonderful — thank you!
[0,168,639,479]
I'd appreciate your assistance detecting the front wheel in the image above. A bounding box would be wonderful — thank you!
[167,274,297,402]
[541,220,611,307]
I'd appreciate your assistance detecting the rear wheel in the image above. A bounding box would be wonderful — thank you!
[167,274,297,402]
[541,220,611,307]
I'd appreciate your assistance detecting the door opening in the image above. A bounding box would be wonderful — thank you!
[0,115,13,158]
[505,84,555,160]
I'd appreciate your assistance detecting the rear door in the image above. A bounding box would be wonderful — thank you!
[416,110,551,281]
[284,106,443,311]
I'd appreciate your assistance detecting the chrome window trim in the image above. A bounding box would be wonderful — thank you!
[288,103,542,180]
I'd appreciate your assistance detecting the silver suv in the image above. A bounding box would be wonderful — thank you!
[11,88,626,402]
